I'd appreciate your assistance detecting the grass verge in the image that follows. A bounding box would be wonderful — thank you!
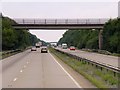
[2,50,22,59]
[49,48,119,90]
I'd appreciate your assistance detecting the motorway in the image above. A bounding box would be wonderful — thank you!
[2,47,117,88]
[2,49,81,88]
[56,48,119,69]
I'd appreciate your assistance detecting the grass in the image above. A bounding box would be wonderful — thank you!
[49,48,119,89]
[2,47,31,59]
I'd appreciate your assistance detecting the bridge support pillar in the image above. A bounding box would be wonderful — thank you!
[98,29,103,50]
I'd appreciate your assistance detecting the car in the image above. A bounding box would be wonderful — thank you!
[69,46,75,50]
[41,47,48,53]
[31,46,37,51]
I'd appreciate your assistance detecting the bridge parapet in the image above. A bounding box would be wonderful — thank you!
[13,18,109,25]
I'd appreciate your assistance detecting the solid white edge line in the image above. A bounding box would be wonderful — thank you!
[49,53,82,88]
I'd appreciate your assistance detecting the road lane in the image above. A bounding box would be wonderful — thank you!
[56,48,119,68]
[2,49,80,88]
[2,49,31,72]
[49,53,81,88]
[2,49,32,88]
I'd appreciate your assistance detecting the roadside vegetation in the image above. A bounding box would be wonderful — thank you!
[2,49,22,59]
[58,18,120,54]
[2,16,40,50]
[49,48,119,89]
[2,16,43,58]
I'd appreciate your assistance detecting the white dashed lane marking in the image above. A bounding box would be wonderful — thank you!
[13,78,18,82]
[20,70,23,73]
[23,65,27,68]
[27,62,29,64]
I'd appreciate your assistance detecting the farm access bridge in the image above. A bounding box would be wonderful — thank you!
[12,18,109,49]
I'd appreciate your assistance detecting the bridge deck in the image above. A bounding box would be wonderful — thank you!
[12,24,104,29]
[12,18,109,29]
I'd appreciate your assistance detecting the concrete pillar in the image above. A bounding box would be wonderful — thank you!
[99,29,103,50]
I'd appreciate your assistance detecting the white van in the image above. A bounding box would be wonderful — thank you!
[62,43,67,49]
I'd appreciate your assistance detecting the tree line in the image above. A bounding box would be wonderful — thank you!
[2,16,40,50]
[58,18,120,53]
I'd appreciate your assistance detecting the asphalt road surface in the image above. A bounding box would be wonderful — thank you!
[56,48,119,69]
[2,49,81,88]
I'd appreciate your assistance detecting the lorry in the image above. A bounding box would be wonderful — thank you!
[35,42,42,48]
[62,43,67,49]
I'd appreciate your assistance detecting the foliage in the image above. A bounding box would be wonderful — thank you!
[2,16,40,50]
[58,30,99,49]
[49,48,119,89]
[103,18,120,53]
[58,18,120,53]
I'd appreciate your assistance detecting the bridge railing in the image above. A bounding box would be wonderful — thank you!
[13,18,109,25]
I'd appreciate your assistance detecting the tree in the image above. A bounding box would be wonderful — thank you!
[58,18,120,53]
[2,16,42,50]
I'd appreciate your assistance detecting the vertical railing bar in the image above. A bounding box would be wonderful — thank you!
[86,19,87,24]
[66,19,68,24]
[55,19,57,24]
[23,19,24,24]
[77,19,79,24]
[34,19,35,24]
[45,19,46,24]
[99,19,101,24]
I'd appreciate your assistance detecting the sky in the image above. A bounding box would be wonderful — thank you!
[29,30,66,42]
[1,0,120,2]
[1,0,120,42]
[1,2,119,18]
[118,1,120,18]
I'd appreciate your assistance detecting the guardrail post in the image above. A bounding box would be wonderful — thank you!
[106,69,108,72]
[100,67,103,71]
[79,59,81,62]
[113,72,116,77]
[96,65,98,68]
[85,61,86,64]
[92,63,94,66]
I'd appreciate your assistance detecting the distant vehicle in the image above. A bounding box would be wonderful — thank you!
[31,46,37,51]
[58,44,62,48]
[69,46,75,50]
[51,43,57,48]
[41,47,48,53]
[62,43,67,49]
[36,42,42,48]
